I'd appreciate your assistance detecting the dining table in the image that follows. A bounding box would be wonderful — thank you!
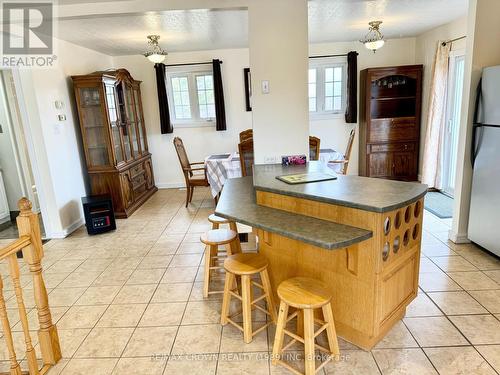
[205,148,344,198]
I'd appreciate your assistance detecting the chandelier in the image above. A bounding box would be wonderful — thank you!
[143,35,168,63]
[360,21,385,53]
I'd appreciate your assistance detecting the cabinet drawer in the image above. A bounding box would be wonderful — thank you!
[132,172,146,190]
[369,118,418,143]
[369,142,416,153]
[130,163,145,178]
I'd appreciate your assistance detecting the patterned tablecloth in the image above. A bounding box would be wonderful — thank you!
[205,152,242,198]
[205,149,344,198]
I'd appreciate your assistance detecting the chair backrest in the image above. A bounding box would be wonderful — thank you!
[173,137,192,178]
[309,136,321,161]
[239,129,253,142]
[238,139,254,177]
[342,128,356,174]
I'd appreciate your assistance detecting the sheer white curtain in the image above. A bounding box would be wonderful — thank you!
[422,42,452,189]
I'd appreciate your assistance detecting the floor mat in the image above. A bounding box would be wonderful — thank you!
[424,191,454,219]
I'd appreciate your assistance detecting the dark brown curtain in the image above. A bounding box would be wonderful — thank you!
[212,59,227,131]
[154,63,173,134]
[345,51,359,124]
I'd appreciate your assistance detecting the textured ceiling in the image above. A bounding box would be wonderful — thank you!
[58,9,248,55]
[56,0,468,55]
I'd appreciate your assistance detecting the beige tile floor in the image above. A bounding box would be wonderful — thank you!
[1,187,499,375]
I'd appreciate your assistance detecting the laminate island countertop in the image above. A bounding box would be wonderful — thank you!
[215,176,372,250]
[253,161,427,213]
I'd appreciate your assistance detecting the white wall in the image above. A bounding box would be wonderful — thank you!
[415,17,468,176]
[310,38,417,175]
[16,38,113,237]
[113,49,252,188]
[249,0,310,164]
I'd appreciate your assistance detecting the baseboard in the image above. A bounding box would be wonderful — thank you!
[156,182,185,189]
[448,230,471,244]
[48,217,85,239]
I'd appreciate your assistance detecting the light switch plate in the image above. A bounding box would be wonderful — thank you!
[261,80,270,94]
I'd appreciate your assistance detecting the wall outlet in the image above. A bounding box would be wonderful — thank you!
[264,156,278,164]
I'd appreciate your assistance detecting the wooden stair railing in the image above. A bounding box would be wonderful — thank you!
[0,198,61,375]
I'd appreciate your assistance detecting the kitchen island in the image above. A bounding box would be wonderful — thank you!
[215,162,427,350]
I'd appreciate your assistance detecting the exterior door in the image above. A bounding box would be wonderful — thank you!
[442,51,465,197]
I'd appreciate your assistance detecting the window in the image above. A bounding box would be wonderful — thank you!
[308,58,347,119]
[166,66,216,126]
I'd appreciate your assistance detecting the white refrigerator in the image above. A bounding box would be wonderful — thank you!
[468,65,500,257]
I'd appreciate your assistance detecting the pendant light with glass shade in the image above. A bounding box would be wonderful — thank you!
[360,21,385,53]
[143,35,168,63]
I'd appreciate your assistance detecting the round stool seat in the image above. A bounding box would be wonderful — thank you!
[224,253,268,275]
[200,229,237,246]
[208,214,231,225]
[277,277,331,309]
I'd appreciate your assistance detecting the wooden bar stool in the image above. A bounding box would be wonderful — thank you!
[272,277,340,375]
[220,253,277,343]
[200,229,238,298]
[208,214,241,252]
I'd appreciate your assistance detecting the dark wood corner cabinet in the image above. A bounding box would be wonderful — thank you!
[72,69,157,218]
[359,65,423,181]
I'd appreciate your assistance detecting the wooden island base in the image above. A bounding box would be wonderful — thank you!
[256,191,424,350]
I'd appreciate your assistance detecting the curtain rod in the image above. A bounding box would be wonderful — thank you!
[164,61,222,67]
[165,54,353,66]
[442,36,466,46]
[309,53,355,59]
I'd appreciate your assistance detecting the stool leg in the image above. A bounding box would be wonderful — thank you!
[229,222,241,253]
[241,275,253,343]
[221,272,234,325]
[303,308,316,375]
[296,310,304,338]
[271,300,289,365]
[212,222,219,230]
[203,245,211,298]
[260,269,277,323]
[322,303,340,357]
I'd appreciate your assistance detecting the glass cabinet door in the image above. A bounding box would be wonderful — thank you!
[78,86,111,167]
[133,88,147,154]
[105,84,124,164]
[124,85,140,157]
[116,83,133,161]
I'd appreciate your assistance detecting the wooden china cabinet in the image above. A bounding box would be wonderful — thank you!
[359,65,423,181]
[72,69,157,218]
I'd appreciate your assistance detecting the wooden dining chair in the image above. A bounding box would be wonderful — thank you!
[173,137,209,207]
[309,136,321,161]
[238,138,254,177]
[328,128,356,175]
[239,129,253,142]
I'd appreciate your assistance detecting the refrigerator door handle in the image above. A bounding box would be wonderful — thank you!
[471,78,483,168]
[471,125,484,168]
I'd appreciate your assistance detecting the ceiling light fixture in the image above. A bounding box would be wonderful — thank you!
[360,21,385,53]
[143,35,168,63]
